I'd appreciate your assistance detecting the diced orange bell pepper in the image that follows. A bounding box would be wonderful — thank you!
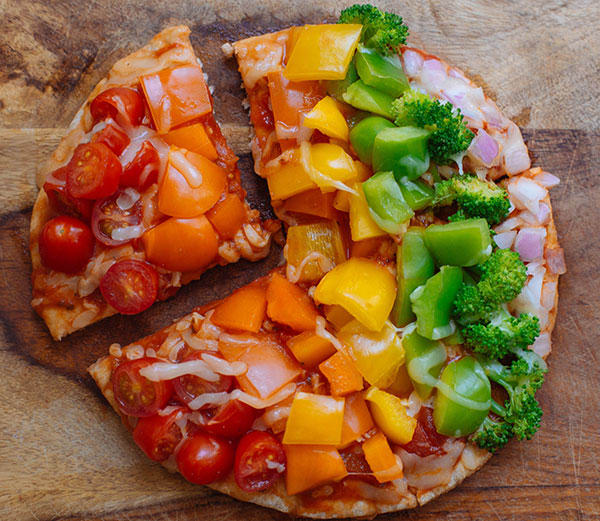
[266,149,317,200]
[351,237,386,258]
[303,96,349,141]
[211,283,267,333]
[283,392,345,445]
[206,193,247,239]
[324,305,354,330]
[319,351,364,397]
[287,331,336,368]
[266,272,319,331]
[338,392,375,449]
[284,445,348,495]
[140,65,212,134]
[282,189,337,219]
[161,123,218,160]
[364,387,417,445]
[142,215,218,272]
[362,431,404,483]
[158,147,227,218]
[386,363,414,397]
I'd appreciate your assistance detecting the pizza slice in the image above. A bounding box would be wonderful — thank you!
[30,26,279,340]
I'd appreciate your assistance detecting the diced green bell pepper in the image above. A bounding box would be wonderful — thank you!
[342,80,396,119]
[443,329,464,345]
[433,357,491,437]
[362,171,413,234]
[354,44,409,98]
[403,326,446,399]
[424,218,492,267]
[391,227,435,327]
[398,178,435,210]
[327,59,359,100]
[349,116,396,165]
[372,127,431,180]
[410,265,462,340]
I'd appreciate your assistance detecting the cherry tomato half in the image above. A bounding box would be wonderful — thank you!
[90,87,145,127]
[234,430,286,492]
[91,123,131,156]
[43,166,93,220]
[100,260,159,315]
[39,216,94,273]
[66,142,122,200]
[176,432,234,485]
[133,406,186,461]
[112,357,172,417]
[120,141,160,191]
[91,188,143,246]
[173,352,233,406]
[204,400,256,439]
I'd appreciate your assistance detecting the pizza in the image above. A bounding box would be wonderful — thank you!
[84,4,568,518]
[30,25,279,340]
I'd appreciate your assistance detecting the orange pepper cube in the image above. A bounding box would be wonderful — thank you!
[206,193,247,239]
[282,189,337,220]
[338,392,375,449]
[287,331,336,368]
[283,392,345,445]
[211,283,267,333]
[362,431,404,483]
[266,272,319,331]
[161,123,218,160]
[284,445,348,495]
[319,351,364,396]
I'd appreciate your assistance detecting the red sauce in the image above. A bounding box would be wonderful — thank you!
[400,406,448,457]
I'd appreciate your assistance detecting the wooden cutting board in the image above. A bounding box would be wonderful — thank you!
[1,1,599,520]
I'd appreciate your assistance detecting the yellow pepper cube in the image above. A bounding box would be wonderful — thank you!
[308,143,357,192]
[365,387,417,445]
[324,304,354,330]
[287,331,337,368]
[266,149,317,200]
[333,191,350,212]
[348,183,387,241]
[284,24,363,81]
[283,392,345,445]
[303,96,349,141]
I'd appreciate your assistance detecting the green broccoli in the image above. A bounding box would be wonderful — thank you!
[391,89,474,164]
[338,4,409,56]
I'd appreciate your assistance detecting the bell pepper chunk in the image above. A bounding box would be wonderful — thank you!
[365,387,417,445]
[362,171,414,234]
[266,149,317,200]
[282,189,337,220]
[327,59,359,100]
[211,283,267,333]
[386,363,414,397]
[362,431,404,483]
[266,272,319,331]
[284,445,348,495]
[372,126,431,180]
[349,115,396,165]
[342,80,396,119]
[355,44,409,98]
[338,392,374,449]
[284,24,362,81]
[398,178,435,211]
[319,351,364,397]
[140,65,212,134]
[287,331,336,368]
[206,193,247,239]
[348,183,388,241]
[324,305,354,330]
[403,326,447,399]
[303,96,349,141]
[283,392,345,445]
[142,215,218,272]
[314,258,396,332]
[307,143,357,192]
[161,123,218,160]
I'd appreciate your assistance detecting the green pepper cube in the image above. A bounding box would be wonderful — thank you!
[342,80,396,119]
[362,172,413,234]
[433,357,491,437]
[410,265,462,340]
[349,116,396,165]
[403,326,446,399]
[424,218,492,267]
[391,227,435,327]
[327,59,359,100]
[372,126,431,181]
[355,44,409,98]
[398,178,435,211]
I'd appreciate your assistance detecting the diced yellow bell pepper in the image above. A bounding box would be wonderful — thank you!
[362,431,404,483]
[287,331,337,368]
[314,257,396,332]
[333,190,350,212]
[283,392,345,445]
[324,305,354,330]
[364,387,417,445]
[307,142,357,192]
[266,148,317,200]
[337,319,405,388]
[354,160,372,182]
[348,183,387,241]
[284,445,348,495]
[284,24,363,81]
[303,96,349,141]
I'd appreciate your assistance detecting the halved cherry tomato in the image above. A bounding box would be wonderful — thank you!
[133,406,186,461]
[176,432,234,485]
[90,87,145,127]
[100,260,159,314]
[66,142,122,200]
[173,352,233,406]
[234,430,286,492]
[91,189,143,246]
[43,166,93,220]
[112,357,173,417]
[38,216,94,273]
[204,400,256,439]
[120,141,160,191]
[91,123,131,156]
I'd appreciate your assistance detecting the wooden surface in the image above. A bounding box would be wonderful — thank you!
[1,0,599,520]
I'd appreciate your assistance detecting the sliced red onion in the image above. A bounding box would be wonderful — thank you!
[116,187,140,211]
[502,123,531,174]
[111,224,144,242]
[401,49,424,77]
[545,247,567,274]
[533,171,560,188]
[542,280,557,310]
[421,59,447,89]
[448,67,468,81]
[495,216,522,233]
[468,128,499,167]
[531,333,551,358]
[480,103,507,130]
[494,231,517,249]
[507,176,547,214]
[514,228,546,262]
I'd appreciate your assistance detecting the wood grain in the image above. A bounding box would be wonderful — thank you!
[0,0,599,520]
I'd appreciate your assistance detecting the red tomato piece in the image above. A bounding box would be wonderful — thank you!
[91,189,143,246]
[133,406,186,461]
[173,352,233,406]
[400,407,448,457]
[43,166,93,220]
[100,260,159,315]
[38,216,94,273]
[66,142,122,200]
[204,400,256,439]
[176,432,234,485]
[121,141,160,191]
[91,123,131,156]
[112,357,173,417]
[90,87,145,127]
[234,430,286,492]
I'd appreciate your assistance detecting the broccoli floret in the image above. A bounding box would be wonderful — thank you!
[391,89,474,164]
[471,415,513,452]
[338,4,409,56]
[453,284,494,324]
[433,174,511,225]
